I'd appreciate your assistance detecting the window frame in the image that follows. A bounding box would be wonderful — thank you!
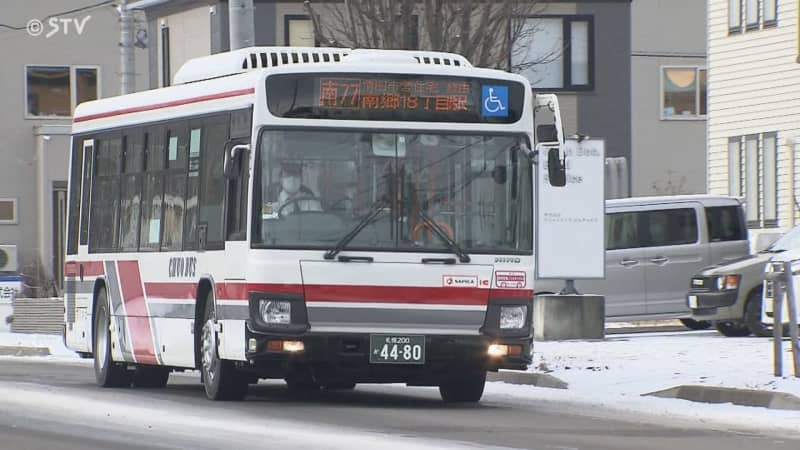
[763,0,778,28]
[0,198,18,225]
[24,65,101,119]
[745,0,760,31]
[512,14,595,92]
[660,66,707,121]
[729,0,742,34]
[728,137,743,197]
[284,14,318,47]
[762,131,778,228]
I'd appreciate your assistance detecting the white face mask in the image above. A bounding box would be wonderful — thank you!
[281,176,301,194]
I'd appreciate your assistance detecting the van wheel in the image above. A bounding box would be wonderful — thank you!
[132,366,170,388]
[199,293,248,401]
[680,319,712,330]
[439,370,486,403]
[93,288,131,388]
[744,290,771,337]
[715,320,751,337]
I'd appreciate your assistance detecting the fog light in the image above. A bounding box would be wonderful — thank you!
[282,340,305,353]
[259,299,291,324]
[765,298,774,314]
[500,305,527,329]
[248,338,257,353]
[488,344,509,357]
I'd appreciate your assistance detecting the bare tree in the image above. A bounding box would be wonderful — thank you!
[303,0,549,70]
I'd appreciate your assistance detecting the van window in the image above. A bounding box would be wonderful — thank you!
[706,206,746,242]
[643,208,697,247]
[606,212,639,250]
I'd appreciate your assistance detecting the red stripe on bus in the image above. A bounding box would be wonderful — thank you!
[73,88,255,123]
[216,283,303,300]
[304,285,491,305]
[117,261,158,365]
[145,282,198,299]
[64,261,104,277]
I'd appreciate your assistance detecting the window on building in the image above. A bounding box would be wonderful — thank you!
[729,0,742,33]
[746,0,759,30]
[26,66,99,117]
[161,26,171,87]
[744,135,759,225]
[662,67,707,119]
[728,137,742,197]
[512,16,594,91]
[285,15,317,47]
[763,132,777,226]
[0,199,18,225]
[764,0,777,26]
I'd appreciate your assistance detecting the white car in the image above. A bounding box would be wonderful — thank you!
[762,247,800,329]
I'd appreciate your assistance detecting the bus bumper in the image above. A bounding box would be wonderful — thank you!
[241,328,532,384]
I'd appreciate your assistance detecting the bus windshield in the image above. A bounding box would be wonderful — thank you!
[252,129,532,255]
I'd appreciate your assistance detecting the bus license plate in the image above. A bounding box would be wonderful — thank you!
[369,335,425,364]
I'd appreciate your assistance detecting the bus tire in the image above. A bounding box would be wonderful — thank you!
[438,369,486,403]
[132,366,170,388]
[199,292,248,401]
[93,287,131,388]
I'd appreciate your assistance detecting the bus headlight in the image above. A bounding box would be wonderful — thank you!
[500,305,527,329]
[259,300,291,324]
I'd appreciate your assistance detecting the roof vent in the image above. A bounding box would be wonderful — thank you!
[342,49,472,67]
[174,46,352,84]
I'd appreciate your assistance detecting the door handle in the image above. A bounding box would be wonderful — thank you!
[650,256,668,264]
[620,259,638,267]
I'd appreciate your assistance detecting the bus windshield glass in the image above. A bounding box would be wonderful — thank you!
[253,129,532,254]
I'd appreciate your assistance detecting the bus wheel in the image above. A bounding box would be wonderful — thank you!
[132,366,170,388]
[439,369,486,403]
[200,293,248,401]
[93,288,131,388]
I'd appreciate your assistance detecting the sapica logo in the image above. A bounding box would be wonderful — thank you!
[443,275,478,287]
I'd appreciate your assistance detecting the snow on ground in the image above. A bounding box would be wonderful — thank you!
[483,329,800,436]
[3,330,800,435]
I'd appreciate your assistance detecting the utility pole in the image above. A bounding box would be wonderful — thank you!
[119,0,135,94]
[229,0,255,50]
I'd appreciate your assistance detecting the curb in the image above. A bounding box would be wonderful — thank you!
[643,385,800,411]
[0,346,51,357]
[487,370,568,389]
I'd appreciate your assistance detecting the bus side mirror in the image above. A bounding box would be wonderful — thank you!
[548,147,566,187]
[224,144,249,179]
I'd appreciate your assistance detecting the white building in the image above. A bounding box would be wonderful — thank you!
[708,0,798,238]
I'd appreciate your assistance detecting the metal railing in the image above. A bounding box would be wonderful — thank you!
[764,261,800,377]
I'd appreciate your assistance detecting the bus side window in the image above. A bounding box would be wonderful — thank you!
[198,115,229,249]
[226,139,249,241]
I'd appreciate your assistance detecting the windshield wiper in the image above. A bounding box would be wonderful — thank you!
[415,207,470,263]
[324,199,388,260]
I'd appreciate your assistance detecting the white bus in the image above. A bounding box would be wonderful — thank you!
[64,47,567,402]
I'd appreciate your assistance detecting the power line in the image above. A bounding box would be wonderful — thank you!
[0,0,115,31]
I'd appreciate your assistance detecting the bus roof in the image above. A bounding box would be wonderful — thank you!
[72,47,529,135]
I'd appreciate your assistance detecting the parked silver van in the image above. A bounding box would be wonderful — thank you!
[535,195,749,324]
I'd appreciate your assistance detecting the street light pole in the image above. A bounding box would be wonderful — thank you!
[119,0,135,94]
[229,0,255,50]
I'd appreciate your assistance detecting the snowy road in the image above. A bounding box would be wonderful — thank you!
[0,359,798,450]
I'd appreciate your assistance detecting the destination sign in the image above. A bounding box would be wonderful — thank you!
[266,73,524,123]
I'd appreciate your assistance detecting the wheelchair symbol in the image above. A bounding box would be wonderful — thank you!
[483,88,506,113]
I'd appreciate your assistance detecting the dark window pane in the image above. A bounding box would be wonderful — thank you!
[162,173,186,250]
[124,131,144,173]
[146,127,165,171]
[644,209,698,247]
[199,119,228,245]
[699,69,707,116]
[80,144,93,245]
[67,140,83,254]
[96,135,122,175]
[606,212,639,250]
[166,126,187,169]
[27,66,70,116]
[139,173,164,250]
[75,68,98,106]
[706,206,746,242]
[89,176,120,251]
[119,174,142,251]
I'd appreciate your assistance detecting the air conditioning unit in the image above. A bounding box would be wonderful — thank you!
[0,245,18,272]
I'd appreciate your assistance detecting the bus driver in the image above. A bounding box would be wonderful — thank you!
[273,161,322,214]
